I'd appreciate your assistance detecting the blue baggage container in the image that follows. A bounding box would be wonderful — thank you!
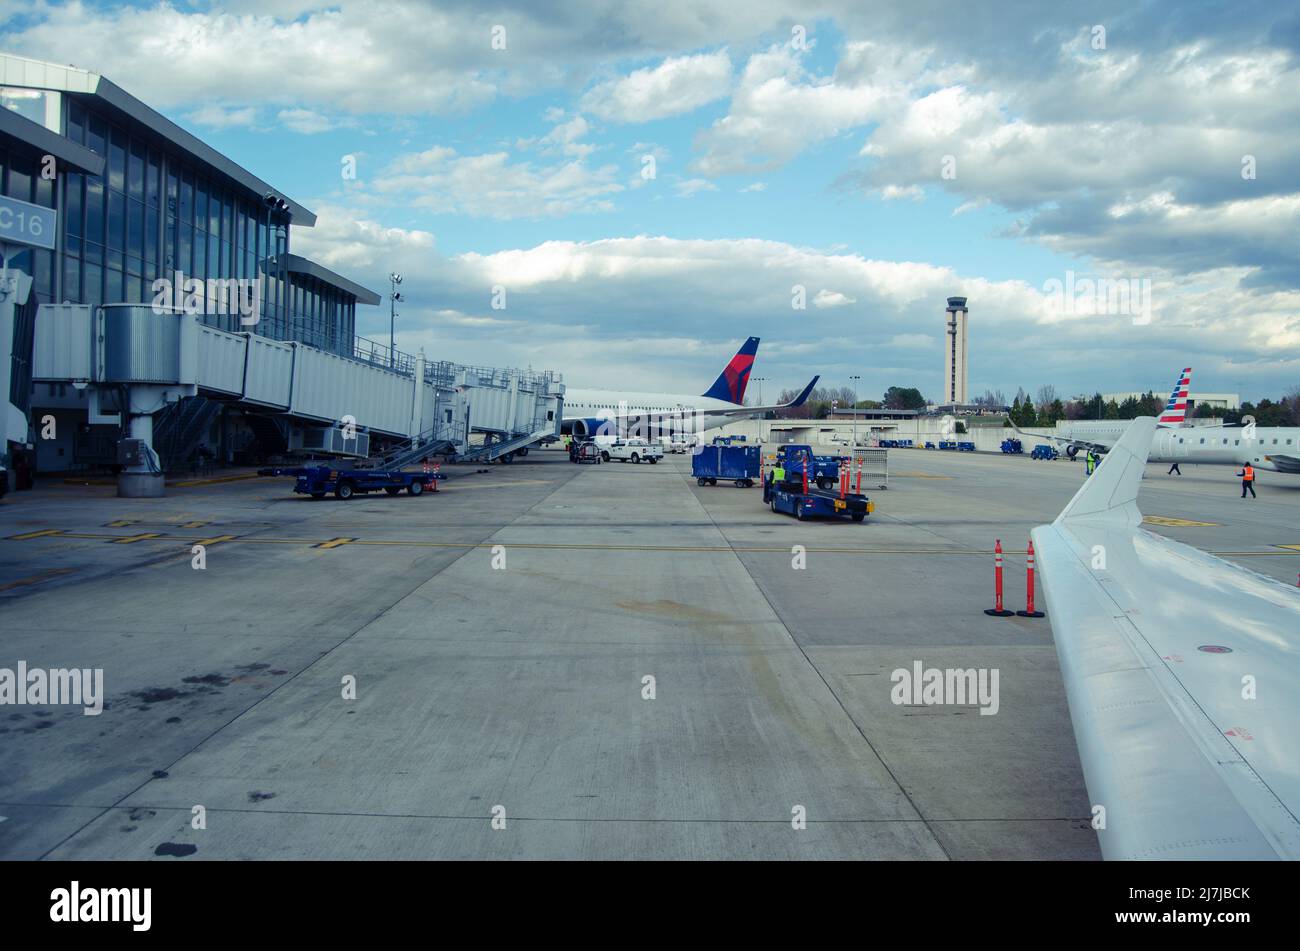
[692,444,760,487]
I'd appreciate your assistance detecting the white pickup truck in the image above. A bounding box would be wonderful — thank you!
[601,439,664,464]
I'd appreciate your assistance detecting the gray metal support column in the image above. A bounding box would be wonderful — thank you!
[411,347,426,438]
[117,384,168,498]
[0,262,35,481]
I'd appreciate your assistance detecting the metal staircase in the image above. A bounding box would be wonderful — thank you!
[456,426,554,463]
[242,412,289,458]
[362,424,462,470]
[362,419,555,469]
[153,397,223,472]
[458,402,559,463]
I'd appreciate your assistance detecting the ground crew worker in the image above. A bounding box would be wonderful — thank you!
[1168,461,1181,475]
[1084,451,1095,476]
[1237,463,1256,498]
[772,462,786,489]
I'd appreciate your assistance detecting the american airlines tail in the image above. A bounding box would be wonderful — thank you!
[1158,367,1192,424]
[1014,365,1194,458]
[700,336,758,404]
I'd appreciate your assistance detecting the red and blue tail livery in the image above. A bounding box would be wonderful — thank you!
[701,336,759,404]
[1158,367,1192,424]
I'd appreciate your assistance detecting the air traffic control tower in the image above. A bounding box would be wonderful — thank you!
[944,296,969,405]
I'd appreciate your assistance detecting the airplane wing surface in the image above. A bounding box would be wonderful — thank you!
[1015,425,1114,455]
[586,376,821,429]
[1031,416,1300,859]
[706,375,820,417]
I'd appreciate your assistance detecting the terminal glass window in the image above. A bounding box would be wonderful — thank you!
[1,87,50,125]
[108,127,126,192]
[4,148,33,202]
[66,99,85,144]
[29,99,361,344]
[179,169,193,223]
[86,114,107,157]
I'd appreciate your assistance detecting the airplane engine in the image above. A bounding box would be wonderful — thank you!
[567,417,616,438]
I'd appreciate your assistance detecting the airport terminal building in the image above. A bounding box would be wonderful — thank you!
[1,54,376,348]
[1,54,384,475]
[1,54,562,494]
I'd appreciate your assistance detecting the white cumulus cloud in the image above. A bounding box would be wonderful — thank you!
[581,50,732,122]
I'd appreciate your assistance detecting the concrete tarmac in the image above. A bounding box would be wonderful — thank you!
[1,447,1296,859]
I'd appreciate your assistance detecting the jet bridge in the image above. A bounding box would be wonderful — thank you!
[30,303,563,496]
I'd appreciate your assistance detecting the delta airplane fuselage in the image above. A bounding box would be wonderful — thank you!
[563,389,748,441]
[559,336,818,441]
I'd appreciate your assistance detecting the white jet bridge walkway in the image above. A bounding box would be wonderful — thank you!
[31,303,563,492]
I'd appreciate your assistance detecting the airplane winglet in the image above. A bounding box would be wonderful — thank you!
[1056,416,1156,526]
[788,376,819,408]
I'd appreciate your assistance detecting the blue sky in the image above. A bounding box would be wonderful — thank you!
[5,1,1298,403]
[196,24,1064,280]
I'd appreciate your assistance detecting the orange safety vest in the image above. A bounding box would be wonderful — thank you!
[1243,465,1254,481]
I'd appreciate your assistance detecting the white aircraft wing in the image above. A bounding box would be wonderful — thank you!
[706,375,820,417]
[576,376,821,433]
[1013,424,1113,455]
[1031,416,1300,859]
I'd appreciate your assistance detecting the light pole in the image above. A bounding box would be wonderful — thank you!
[753,376,766,406]
[388,273,403,367]
[849,374,861,448]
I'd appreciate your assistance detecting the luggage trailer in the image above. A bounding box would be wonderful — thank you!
[693,444,760,487]
[258,465,444,500]
[763,445,875,522]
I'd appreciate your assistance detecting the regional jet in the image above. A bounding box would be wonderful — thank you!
[1020,367,1192,459]
[1022,367,1300,476]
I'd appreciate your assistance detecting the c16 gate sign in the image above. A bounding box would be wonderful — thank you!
[0,194,57,251]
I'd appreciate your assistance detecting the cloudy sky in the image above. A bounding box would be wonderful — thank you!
[5,1,1298,401]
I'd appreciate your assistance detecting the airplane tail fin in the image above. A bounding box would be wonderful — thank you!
[1057,417,1156,526]
[1158,367,1192,425]
[701,337,759,404]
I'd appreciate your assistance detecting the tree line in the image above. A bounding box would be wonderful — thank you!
[765,381,1300,427]
[1222,390,1300,427]
[772,385,927,419]
[1000,385,1300,428]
